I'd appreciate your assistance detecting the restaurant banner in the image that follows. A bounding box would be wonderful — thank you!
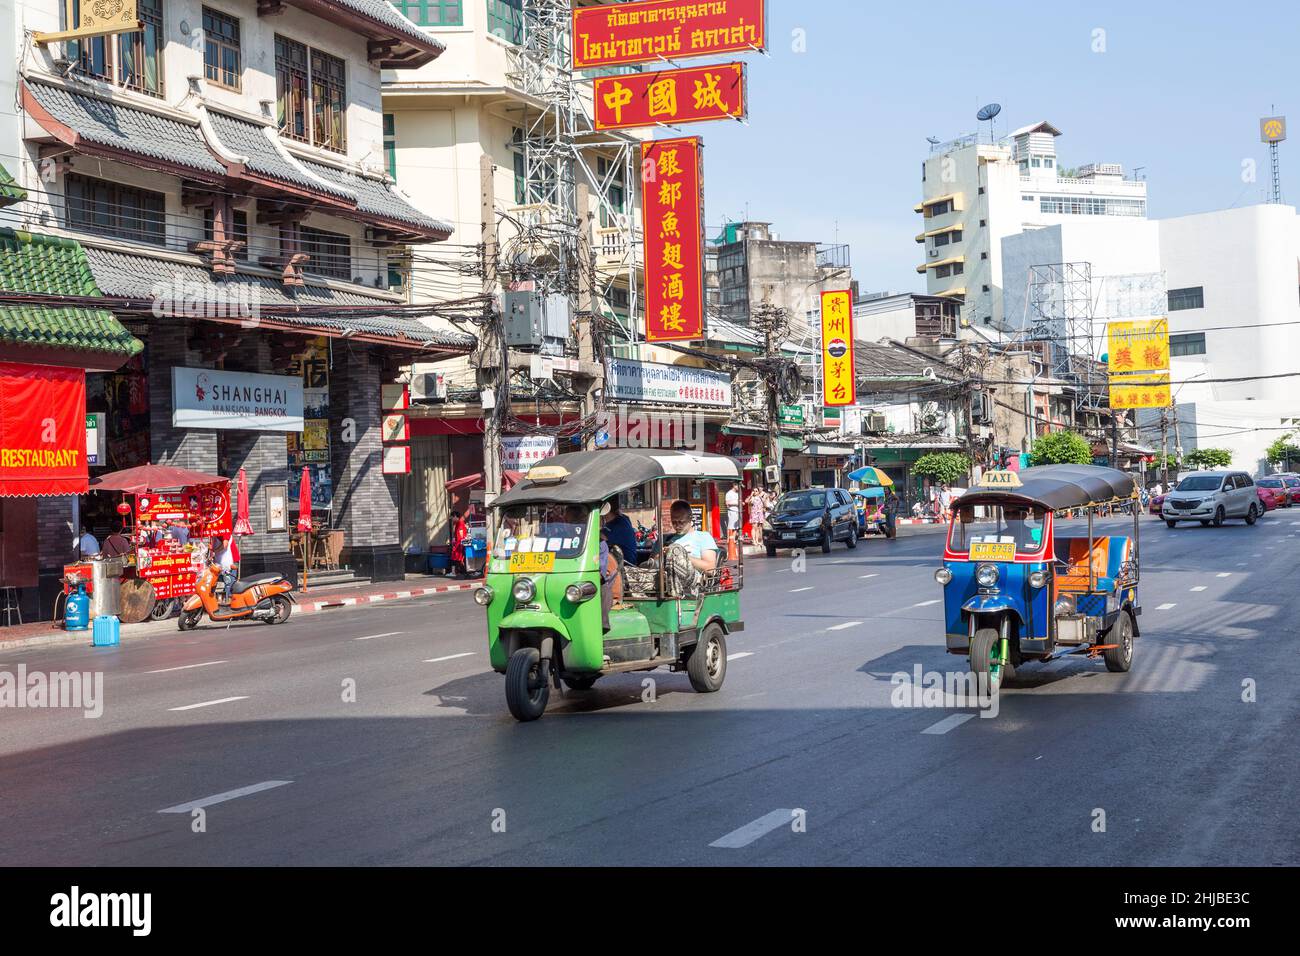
[0,361,88,496]
[135,485,232,539]
[573,0,767,70]
[595,62,747,131]
[173,367,304,432]
[1107,319,1170,375]
[641,137,704,342]
[136,544,203,600]
[501,436,558,471]
[820,290,856,407]
[605,357,732,407]
[1109,372,1172,410]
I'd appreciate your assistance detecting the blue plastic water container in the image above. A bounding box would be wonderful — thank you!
[92,615,121,646]
[65,583,90,631]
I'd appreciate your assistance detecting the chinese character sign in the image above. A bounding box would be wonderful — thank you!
[820,290,856,407]
[573,0,767,70]
[595,62,747,131]
[1108,372,1171,410]
[1107,319,1169,375]
[641,137,704,342]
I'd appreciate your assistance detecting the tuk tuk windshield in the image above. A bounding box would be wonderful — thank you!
[950,504,1048,555]
[493,504,590,560]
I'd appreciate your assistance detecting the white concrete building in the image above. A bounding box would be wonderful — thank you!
[916,121,1148,331]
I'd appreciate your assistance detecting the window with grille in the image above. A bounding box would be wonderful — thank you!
[65,173,166,246]
[1169,332,1206,356]
[71,0,164,95]
[276,37,310,143]
[301,225,351,279]
[203,8,242,91]
[389,0,463,25]
[384,114,397,180]
[311,49,347,152]
[487,0,524,44]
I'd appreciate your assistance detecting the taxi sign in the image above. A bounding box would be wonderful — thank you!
[978,470,1023,489]
[526,464,569,484]
[509,552,555,573]
[970,541,1016,562]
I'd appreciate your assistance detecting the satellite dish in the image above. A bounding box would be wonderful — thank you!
[926,136,941,146]
[976,103,1002,143]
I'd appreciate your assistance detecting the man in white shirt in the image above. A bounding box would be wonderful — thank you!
[724,483,740,538]
[75,525,99,558]
[211,536,236,600]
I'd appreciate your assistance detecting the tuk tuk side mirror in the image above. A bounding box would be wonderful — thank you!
[600,502,612,517]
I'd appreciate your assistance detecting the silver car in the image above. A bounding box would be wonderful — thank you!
[1162,471,1260,527]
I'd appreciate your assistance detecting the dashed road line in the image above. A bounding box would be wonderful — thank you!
[423,652,476,664]
[158,780,292,814]
[145,660,228,674]
[859,573,879,579]
[1216,573,1232,578]
[710,809,795,849]
[168,696,248,712]
[913,599,941,607]
[1156,603,1177,611]
[1190,586,1207,592]
[921,714,976,735]
[353,631,405,642]
[826,621,863,631]
[790,587,814,593]
[727,652,754,662]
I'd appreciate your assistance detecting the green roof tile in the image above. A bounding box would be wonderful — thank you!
[0,163,26,208]
[0,227,142,358]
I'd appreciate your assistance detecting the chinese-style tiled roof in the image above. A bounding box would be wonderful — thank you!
[0,228,142,358]
[81,245,473,350]
[854,340,962,382]
[331,0,446,52]
[298,159,452,236]
[859,433,965,449]
[24,79,226,177]
[0,163,26,208]
[206,111,355,200]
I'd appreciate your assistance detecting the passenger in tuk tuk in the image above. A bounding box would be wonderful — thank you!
[624,500,718,598]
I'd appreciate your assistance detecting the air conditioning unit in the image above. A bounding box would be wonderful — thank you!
[864,412,887,434]
[929,248,940,258]
[410,371,447,403]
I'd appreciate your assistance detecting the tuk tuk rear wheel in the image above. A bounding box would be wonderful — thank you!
[969,628,1005,692]
[687,623,727,693]
[1104,610,1134,673]
[505,647,550,721]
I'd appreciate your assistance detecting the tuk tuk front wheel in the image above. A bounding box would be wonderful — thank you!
[1104,610,1134,673]
[969,628,1006,692]
[687,623,727,693]
[505,647,550,721]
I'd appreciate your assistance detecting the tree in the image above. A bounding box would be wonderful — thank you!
[1265,432,1300,466]
[1029,430,1092,466]
[1183,447,1232,469]
[912,452,971,486]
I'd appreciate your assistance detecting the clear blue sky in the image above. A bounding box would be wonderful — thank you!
[697,0,1300,293]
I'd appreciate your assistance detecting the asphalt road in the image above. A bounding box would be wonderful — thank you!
[1,513,1297,866]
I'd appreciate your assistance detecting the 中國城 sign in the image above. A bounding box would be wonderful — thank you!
[0,362,87,496]
[594,62,747,131]
[605,357,732,407]
[172,367,304,432]
[573,0,766,70]
[641,137,704,342]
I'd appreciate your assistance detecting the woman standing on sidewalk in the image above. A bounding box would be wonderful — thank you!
[746,486,768,544]
[449,511,469,577]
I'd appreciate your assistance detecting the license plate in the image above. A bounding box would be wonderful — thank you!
[509,552,555,573]
[969,541,1016,562]
[781,533,795,540]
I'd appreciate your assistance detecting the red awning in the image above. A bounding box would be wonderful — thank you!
[0,362,88,497]
[444,470,524,493]
[88,463,229,495]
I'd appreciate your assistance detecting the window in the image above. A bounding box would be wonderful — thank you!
[1031,157,1041,168]
[300,225,351,279]
[926,199,953,217]
[1168,286,1205,311]
[982,284,990,292]
[977,186,985,195]
[486,0,524,43]
[978,219,986,226]
[935,262,964,279]
[203,8,242,91]
[1170,332,1206,356]
[1045,158,1054,168]
[71,0,164,96]
[980,251,988,260]
[597,156,626,227]
[1038,194,1146,217]
[65,173,166,246]
[203,208,249,260]
[383,114,397,180]
[389,0,463,25]
[275,38,347,153]
[276,37,310,143]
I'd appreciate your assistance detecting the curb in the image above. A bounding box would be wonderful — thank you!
[295,580,481,612]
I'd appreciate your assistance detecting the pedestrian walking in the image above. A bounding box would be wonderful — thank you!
[884,488,900,539]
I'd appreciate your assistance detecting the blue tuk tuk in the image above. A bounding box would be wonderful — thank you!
[935,464,1141,688]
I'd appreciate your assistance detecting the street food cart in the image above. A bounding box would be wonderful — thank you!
[74,464,232,623]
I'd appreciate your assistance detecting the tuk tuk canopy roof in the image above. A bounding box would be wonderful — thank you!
[491,449,741,509]
[955,464,1137,512]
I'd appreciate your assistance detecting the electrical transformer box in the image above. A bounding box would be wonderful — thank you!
[503,292,572,351]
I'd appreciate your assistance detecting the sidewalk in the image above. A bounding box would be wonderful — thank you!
[0,573,483,652]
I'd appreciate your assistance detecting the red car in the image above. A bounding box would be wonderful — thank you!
[1256,476,1296,507]
[1256,486,1281,511]
[1148,492,1166,516]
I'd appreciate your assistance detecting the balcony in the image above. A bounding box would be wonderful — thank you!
[594,223,642,273]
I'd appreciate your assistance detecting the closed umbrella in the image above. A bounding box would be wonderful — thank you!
[296,468,313,591]
[233,468,254,536]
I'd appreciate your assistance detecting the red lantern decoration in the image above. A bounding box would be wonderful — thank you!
[116,501,132,516]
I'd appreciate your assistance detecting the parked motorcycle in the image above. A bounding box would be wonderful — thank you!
[178,564,295,630]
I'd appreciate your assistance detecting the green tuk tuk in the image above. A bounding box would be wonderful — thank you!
[478,449,745,721]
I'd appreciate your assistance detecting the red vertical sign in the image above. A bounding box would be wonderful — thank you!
[0,362,87,496]
[641,137,704,342]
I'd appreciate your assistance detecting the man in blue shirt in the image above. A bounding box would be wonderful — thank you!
[602,497,640,565]
[666,499,718,573]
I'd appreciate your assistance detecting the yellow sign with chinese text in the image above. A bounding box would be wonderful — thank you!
[820,290,855,407]
[1109,372,1172,410]
[1107,319,1169,375]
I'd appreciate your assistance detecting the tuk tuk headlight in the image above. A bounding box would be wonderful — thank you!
[1028,570,1047,589]
[473,585,494,606]
[934,567,953,585]
[564,581,598,604]
[976,564,1000,588]
[511,577,536,603]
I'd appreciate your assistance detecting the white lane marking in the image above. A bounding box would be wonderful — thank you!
[1190,586,1207,592]
[859,573,879,579]
[913,599,941,607]
[145,660,228,674]
[710,809,795,849]
[158,780,292,814]
[168,696,248,712]
[423,652,476,664]
[1156,603,1177,611]
[790,587,814,593]
[727,652,754,662]
[353,631,405,642]
[827,621,863,631]
[1216,573,1232,578]
[922,713,976,735]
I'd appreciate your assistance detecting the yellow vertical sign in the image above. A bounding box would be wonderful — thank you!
[1108,318,1171,408]
[35,0,139,44]
[820,290,855,407]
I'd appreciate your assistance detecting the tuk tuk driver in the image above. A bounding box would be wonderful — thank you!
[665,500,719,574]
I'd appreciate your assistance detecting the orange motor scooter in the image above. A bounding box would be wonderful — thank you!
[178,564,295,630]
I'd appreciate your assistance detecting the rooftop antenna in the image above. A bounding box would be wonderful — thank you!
[976,102,1002,144]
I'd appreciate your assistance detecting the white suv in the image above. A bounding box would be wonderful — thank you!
[1162,471,1259,527]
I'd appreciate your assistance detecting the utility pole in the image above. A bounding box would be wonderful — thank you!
[1159,408,1169,486]
[574,183,603,451]
[477,154,504,520]
[764,319,780,492]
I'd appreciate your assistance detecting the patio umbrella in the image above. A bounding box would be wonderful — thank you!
[232,468,254,536]
[847,465,894,487]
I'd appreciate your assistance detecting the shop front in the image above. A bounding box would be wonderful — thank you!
[782,442,856,490]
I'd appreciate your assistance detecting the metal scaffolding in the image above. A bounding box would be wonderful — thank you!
[1028,261,1104,408]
